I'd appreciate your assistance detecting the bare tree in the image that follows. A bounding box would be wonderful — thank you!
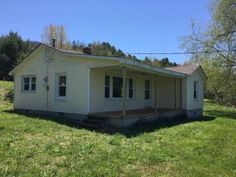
[41,24,68,49]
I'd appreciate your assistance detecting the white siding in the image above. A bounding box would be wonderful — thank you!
[14,46,116,114]
[181,78,187,110]
[14,47,47,110]
[185,69,204,110]
[13,45,204,115]
[156,75,181,109]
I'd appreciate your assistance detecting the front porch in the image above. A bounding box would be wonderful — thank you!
[89,64,185,117]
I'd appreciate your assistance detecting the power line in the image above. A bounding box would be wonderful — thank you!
[125,49,236,55]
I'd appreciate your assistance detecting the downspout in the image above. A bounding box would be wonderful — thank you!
[46,60,49,111]
[44,46,55,111]
[122,66,126,117]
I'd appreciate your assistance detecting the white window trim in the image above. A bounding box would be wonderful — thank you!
[127,78,135,99]
[104,73,135,100]
[144,79,151,100]
[104,75,110,98]
[194,81,199,101]
[112,76,123,99]
[55,73,67,100]
[22,75,36,93]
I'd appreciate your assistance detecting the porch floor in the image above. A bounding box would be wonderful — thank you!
[89,108,183,119]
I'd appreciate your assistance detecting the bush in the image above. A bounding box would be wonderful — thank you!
[4,89,13,102]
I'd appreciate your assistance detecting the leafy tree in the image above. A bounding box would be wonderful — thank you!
[89,41,129,58]
[181,0,236,105]
[142,57,178,67]
[0,32,31,80]
[143,57,153,65]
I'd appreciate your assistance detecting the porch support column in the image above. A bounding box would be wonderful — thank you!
[154,74,157,112]
[174,78,177,109]
[122,66,126,117]
[180,78,182,109]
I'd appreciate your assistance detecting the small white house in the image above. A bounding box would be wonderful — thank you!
[9,43,206,126]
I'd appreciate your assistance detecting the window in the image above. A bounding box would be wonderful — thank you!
[145,80,150,100]
[31,77,36,91]
[105,75,110,98]
[194,81,198,101]
[23,76,36,92]
[105,75,135,99]
[113,77,123,98]
[128,79,134,98]
[23,77,30,91]
[57,75,67,98]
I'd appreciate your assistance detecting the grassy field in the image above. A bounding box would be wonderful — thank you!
[0,81,236,177]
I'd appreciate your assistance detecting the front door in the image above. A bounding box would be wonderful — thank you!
[144,80,151,107]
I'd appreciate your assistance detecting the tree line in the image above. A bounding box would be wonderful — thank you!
[0,32,35,80]
[0,0,234,106]
[0,27,177,80]
[181,0,236,105]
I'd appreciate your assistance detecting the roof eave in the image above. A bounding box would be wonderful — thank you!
[119,60,186,78]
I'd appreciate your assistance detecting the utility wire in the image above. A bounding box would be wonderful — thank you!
[125,49,236,55]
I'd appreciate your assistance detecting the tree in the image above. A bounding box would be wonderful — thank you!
[181,0,236,105]
[143,57,153,65]
[89,41,128,57]
[41,25,69,49]
[142,57,178,67]
[0,32,32,80]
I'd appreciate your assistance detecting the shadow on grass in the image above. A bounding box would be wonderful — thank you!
[103,115,216,138]
[204,110,236,120]
[4,109,217,138]
[4,109,83,129]
[204,100,236,120]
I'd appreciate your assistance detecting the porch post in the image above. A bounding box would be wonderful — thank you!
[174,78,177,109]
[122,66,126,117]
[154,74,157,112]
[180,78,182,109]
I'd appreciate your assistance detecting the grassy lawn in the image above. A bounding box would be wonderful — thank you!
[0,81,236,177]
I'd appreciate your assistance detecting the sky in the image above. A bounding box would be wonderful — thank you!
[0,0,211,64]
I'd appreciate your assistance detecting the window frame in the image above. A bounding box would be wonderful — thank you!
[145,80,151,100]
[104,75,110,98]
[193,81,199,101]
[104,74,135,99]
[31,76,36,91]
[22,75,36,92]
[112,76,123,98]
[56,73,67,100]
[127,78,134,99]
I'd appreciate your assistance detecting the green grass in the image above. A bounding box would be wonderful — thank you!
[0,81,236,177]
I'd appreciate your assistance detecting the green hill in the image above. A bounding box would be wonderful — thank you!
[0,80,236,177]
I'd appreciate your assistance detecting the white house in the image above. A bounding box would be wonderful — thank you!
[9,43,206,126]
